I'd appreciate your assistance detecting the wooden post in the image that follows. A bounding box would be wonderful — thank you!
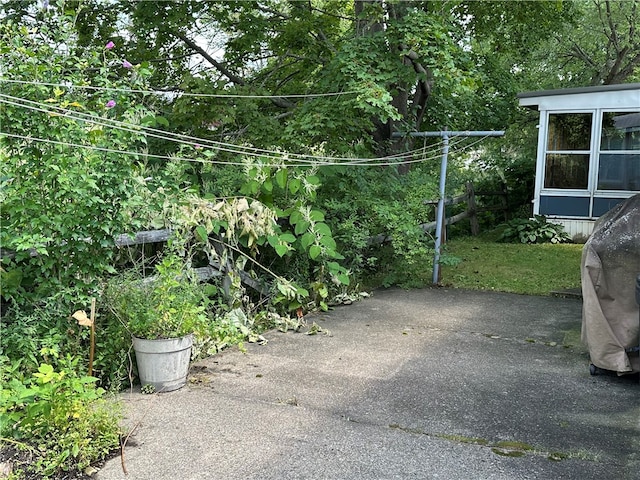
[89,298,96,377]
[501,182,509,221]
[467,182,480,236]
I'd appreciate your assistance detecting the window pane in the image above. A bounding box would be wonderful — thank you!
[600,112,640,150]
[597,153,640,190]
[547,113,592,151]
[544,154,589,189]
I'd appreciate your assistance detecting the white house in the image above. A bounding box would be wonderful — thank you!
[518,83,640,237]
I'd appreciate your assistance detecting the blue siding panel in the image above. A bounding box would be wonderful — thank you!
[592,197,627,217]
[539,196,590,217]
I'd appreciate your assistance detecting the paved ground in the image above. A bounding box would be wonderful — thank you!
[96,288,640,480]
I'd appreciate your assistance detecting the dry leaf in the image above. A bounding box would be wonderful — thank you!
[72,310,93,327]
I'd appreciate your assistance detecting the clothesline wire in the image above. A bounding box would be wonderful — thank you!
[0,78,359,99]
[2,131,490,168]
[0,93,458,163]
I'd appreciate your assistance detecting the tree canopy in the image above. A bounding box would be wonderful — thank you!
[2,0,639,304]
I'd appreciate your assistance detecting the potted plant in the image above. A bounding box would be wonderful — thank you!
[106,254,208,392]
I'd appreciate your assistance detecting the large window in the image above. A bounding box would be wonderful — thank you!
[597,111,640,191]
[544,113,592,189]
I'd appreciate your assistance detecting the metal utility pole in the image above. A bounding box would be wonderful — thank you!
[392,129,505,284]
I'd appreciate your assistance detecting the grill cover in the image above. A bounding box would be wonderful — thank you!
[581,194,640,374]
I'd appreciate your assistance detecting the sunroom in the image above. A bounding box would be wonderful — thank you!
[518,83,640,237]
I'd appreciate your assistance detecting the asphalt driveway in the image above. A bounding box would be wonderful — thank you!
[96,288,640,480]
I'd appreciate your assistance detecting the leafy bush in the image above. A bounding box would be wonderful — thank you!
[498,215,571,244]
[0,361,121,478]
[0,16,171,308]
[317,164,440,287]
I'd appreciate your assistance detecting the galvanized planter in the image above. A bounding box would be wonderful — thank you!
[132,335,193,393]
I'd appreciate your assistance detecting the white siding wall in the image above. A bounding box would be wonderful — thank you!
[548,218,595,239]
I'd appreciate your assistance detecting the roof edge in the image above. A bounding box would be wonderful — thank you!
[517,83,640,99]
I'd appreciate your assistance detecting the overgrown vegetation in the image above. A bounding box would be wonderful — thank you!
[1,0,630,477]
[1,363,121,478]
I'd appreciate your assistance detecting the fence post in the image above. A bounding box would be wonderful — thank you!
[466,182,480,236]
[501,182,509,221]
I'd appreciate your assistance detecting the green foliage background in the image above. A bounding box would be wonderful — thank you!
[1,0,638,476]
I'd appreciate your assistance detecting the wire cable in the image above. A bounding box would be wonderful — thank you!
[1,131,468,168]
[0,93,448,163]
[0,78,359,99]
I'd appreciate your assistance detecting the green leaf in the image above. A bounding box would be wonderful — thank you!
[155,116,169,127]
[301,232,316,250]
[289,178,301,194]
[267,235,280,248]
[319,235,336,250]
[274,244,289,257]
[314,222,332,236]
[140,115,156,126]
[289,210,303,225]
[279,232,296,243]
[294,220,310,235]
[306,175,320,186]
[195,225,208,243]
[309,245,322,259]
[275,169,287,189]
[309,210,325,221]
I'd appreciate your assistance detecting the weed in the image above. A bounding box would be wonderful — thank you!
[140,384,156,395]
[0,362,121,478]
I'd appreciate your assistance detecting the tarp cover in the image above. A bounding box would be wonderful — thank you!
[581,194,640,374]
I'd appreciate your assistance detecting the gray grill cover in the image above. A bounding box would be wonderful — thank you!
[581,194,640,374]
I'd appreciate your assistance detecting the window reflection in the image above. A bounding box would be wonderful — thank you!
[600,112,640,151]
[547,113,592,151]
[597,153,640,191]
[544,154,589,189]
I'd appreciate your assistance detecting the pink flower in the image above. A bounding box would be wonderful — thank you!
[122,59,133,69]
[105,41,115,50]
[105,100,116,109]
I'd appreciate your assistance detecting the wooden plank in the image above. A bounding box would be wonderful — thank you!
[424,192,469,207]
[467,182,480,236]
[2,229,174,259]
[419,210,470,232]
[115,229,173,247]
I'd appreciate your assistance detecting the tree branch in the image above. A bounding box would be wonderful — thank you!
[173,31,295,109]
[604,0,621,51]
[173,31,246,85]
[401,46,432,128]
[606,50,640,83]
[569,42,598,68]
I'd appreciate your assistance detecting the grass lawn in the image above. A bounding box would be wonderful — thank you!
[440,236,584,296]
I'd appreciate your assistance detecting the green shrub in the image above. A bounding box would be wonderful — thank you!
[498,215,571,244]
[0,361,121,478]
[0,301,132,392]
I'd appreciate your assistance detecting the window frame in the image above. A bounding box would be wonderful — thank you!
[540,110,595,194]
[595,110,640,192]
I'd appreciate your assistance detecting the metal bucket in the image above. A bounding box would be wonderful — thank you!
[132,335,193,392]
